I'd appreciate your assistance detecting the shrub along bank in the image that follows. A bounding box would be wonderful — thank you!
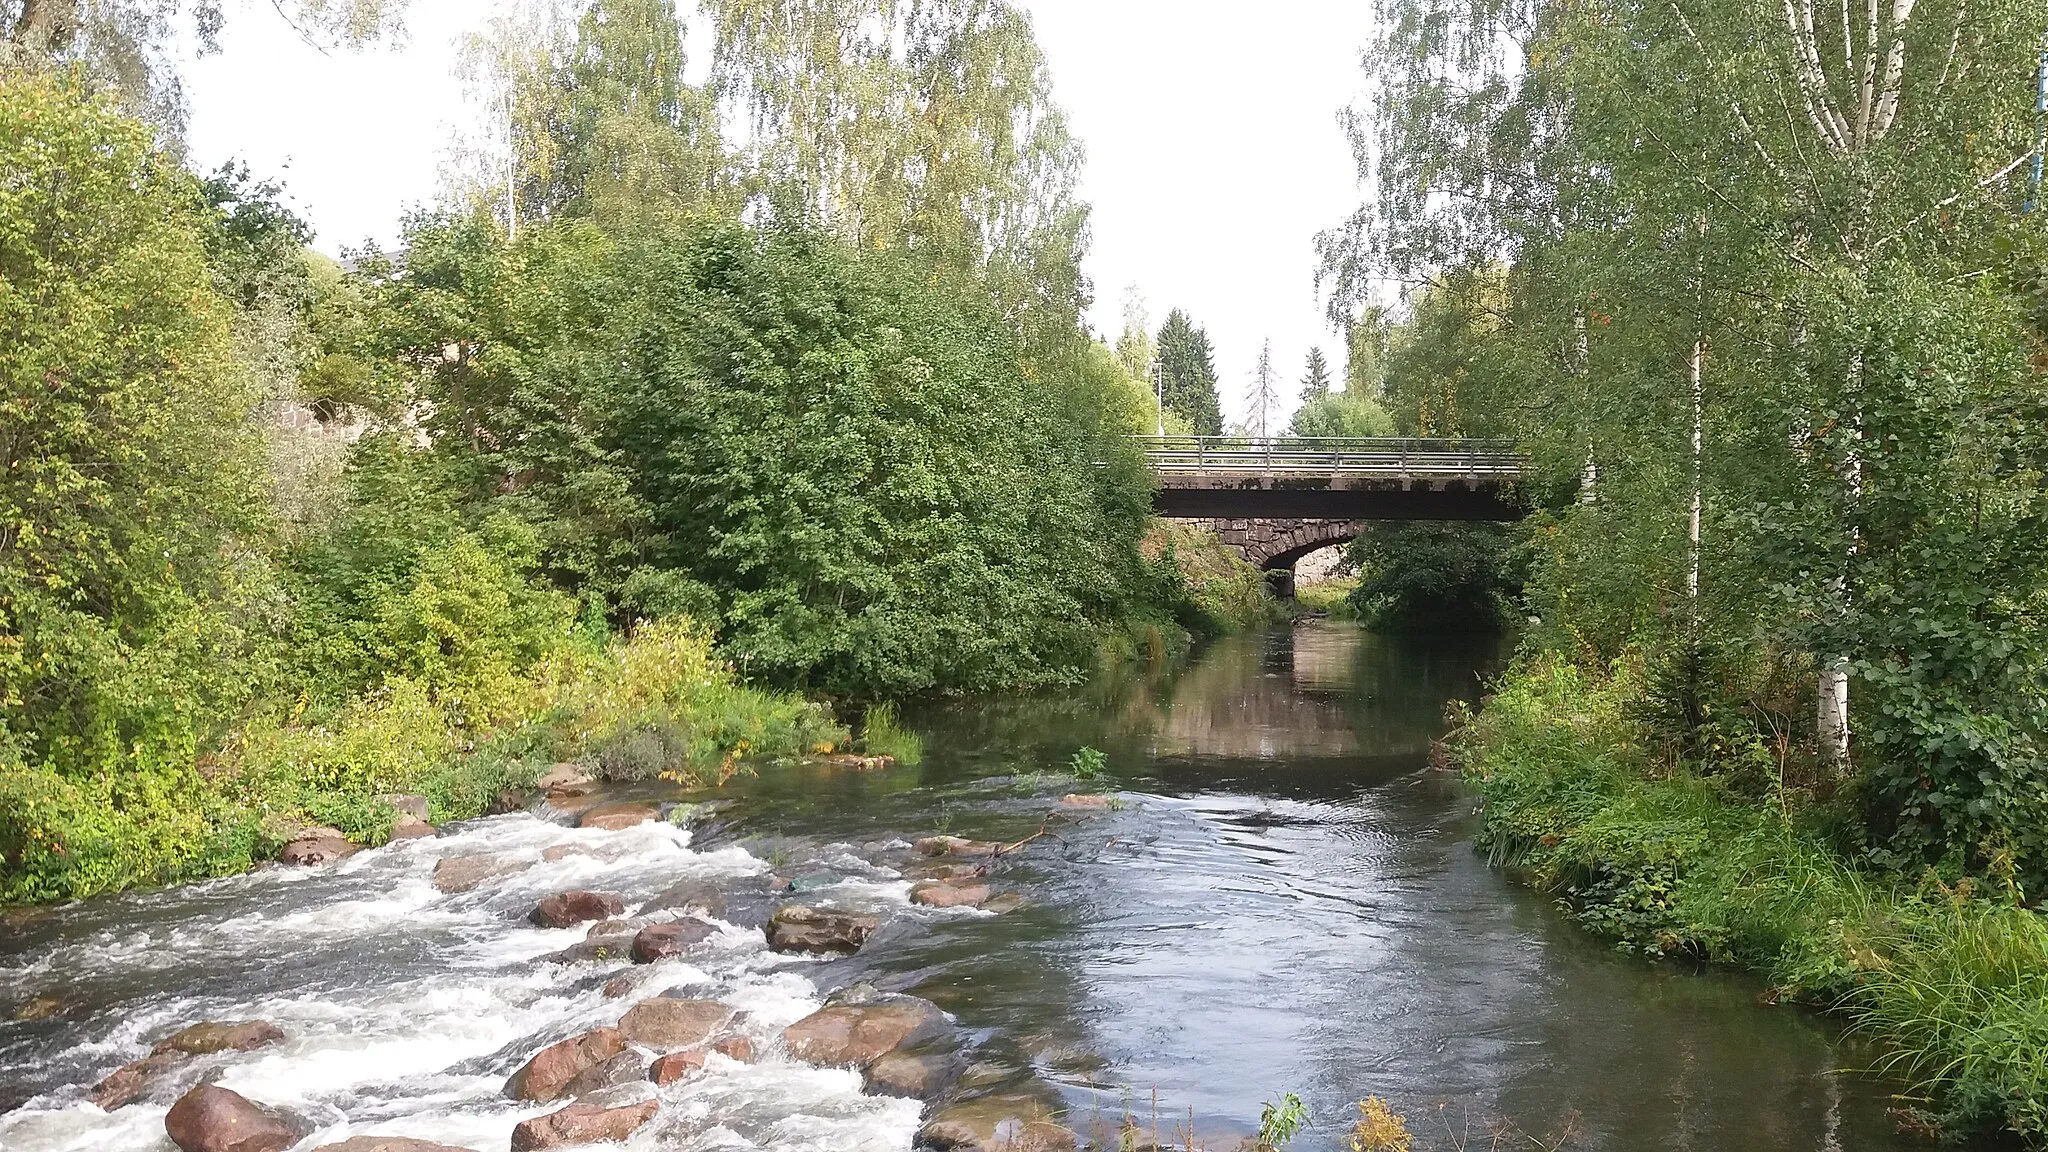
[1460,657,2048,1144]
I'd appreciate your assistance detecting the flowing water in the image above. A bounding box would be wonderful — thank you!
[0,621,1915,1152]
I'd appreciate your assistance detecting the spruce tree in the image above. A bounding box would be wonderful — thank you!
[1154,309,1223,435]
[1300,347,1332,402]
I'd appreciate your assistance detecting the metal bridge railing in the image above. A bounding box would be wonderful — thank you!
[1134,435,1524,478]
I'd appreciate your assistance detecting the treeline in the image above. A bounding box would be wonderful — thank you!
[0,0,1212,903]
[1320,0,2048,1136]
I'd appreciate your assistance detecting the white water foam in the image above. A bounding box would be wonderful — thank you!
[0,811,925,1152]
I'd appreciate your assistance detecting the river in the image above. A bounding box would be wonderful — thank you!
[0,621,1913,1152]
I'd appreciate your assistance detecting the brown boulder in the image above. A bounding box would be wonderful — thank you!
[918,1094,1076,1152]
[537,935,635,965]
[311,1140,480,1152]
[380,794,432,821]
[782,996,949,1068]
[814,754,896,771]
[765,905,878,955]
[647,1048,707,1085]
[431,855,523,894]
[617,997,729,1048]
[510,1099,658,1152]
[540,844,596,863]
[910,880,992,909]
[866,1049,964,1100]
[577,803,658,831]
[94,1021,286,1110]
[601,973,640,999]
[558,1050,647,1099]
[388,816,435,840]
[630,920,716,963]
[279,832,355,867]
[530,890,625,928]
[712,1034,755,1062]
[914,835,999,858]
[163,1085,302,1152]
[1059,793,1113,810]
[309,1131,477,1139]
[535,764,593,794]
[504,1027,625,1102]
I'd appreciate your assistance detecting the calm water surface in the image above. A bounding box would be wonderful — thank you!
[0,621,1913,1151]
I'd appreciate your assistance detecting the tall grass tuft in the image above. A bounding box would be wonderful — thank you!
[862,701,924,766]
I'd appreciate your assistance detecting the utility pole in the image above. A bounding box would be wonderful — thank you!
[1151,359,1165,437]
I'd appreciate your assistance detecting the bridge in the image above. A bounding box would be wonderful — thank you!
[1138,436,1527,595]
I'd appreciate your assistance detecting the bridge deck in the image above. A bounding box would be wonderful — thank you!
[1138,436,1527,521]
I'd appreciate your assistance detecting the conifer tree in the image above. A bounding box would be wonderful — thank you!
[1300,346,1332,402]
[1154,309,1222,435]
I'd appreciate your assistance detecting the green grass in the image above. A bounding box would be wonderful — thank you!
[861,701,925,766]
[1460,657,2048,1144]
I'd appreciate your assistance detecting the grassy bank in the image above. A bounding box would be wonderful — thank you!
[1459,658,2048,1144]
[0,621,843,906]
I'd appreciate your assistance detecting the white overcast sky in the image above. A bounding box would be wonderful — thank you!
[182,1,1375,426]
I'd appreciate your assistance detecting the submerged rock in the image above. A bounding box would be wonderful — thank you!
[910,879,992,909]
[917,1093,1076,1152]
[504,1027,626,1102]
[431,855,524,894]
[1059,793,1113,810]
[577,802,658,831]
[765,905,878,955]
[538,935,636,966]
[981,893,1030,915]
[540,844,596,863]
[278,830,355,867]
[782,995,950,1068]
[164,1085,303,1152]
[93,1020,287,1110]
[914,835,999,858]
[630,920,716,963]
[813,753,896,771]
[643,878,727,919]
[309,1131,477,1139]
[865,1049,965,1101]
[530,890,626,928]
[617,997,729,1049]
[509,1099,658,1152]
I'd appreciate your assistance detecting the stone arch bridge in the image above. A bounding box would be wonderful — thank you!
[1139,436,1526,596]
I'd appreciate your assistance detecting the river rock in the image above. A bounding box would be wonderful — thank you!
[538,934,636,965]
[431,854,524,894]
[541,844,596,863]
[914,835,999,858]
[164,1085,303,1152]
[509,1099,657,1152]
[982,892,1030,915]
[712,1033,755,1062]
[765,905,878,955]
[530,890,626,928]
[617,997,729,1048]
[279,830,356,867]
[866,1049,965,1100]
[486,787,530,815]
[388,815,435,840]
[1059,793,1113,810]
[504,1027,626,1102]
[647,1048,707,1085]
[643,878,726,918]
[535,763,593,794]
[559,1049,648,1098]
[814,753,896,771]
[379,794,432,821]
[309,1131,477,1139]
[910,879,992,908]
[905,862,984,882]
[917,1093,1076,1152]
[93,1020,288,1110]
[782,995,950,1068]
[585,918,645,939]
[630,920,716,963]
[578,802,658,831]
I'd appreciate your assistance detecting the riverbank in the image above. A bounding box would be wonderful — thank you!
[0,623,845,907]
[1458,657,2048,1145]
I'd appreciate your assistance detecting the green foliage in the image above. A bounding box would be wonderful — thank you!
[1155,309,1223,435]
[861,702,924,767]
[1145,521,1278,636]
[1298,347,1332,402]
[1287,388,1394,439]
[0,69,272,781]
[1068,746,1107,780]
[1344,522,1520,633]
[1255,1093,1308,1152]
[1463,657,2048,1142]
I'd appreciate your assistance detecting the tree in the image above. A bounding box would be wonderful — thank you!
[3,0,405,126]
[0,71,269,780]
[1155,309,1222,435]
[1247,339,1279,438]
[1343,307,1389,399]
[1300,347,1331,403]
